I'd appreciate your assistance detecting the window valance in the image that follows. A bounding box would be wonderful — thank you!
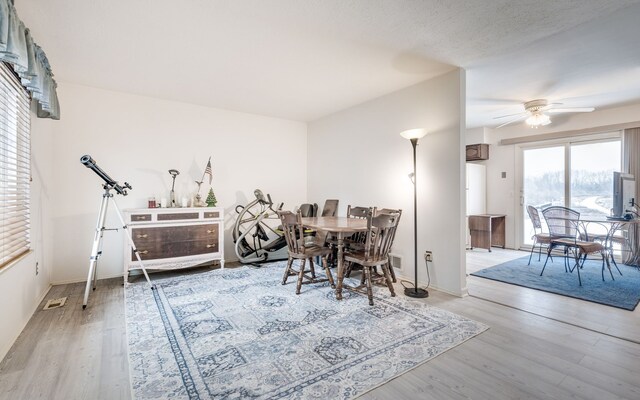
[0,0,59,119]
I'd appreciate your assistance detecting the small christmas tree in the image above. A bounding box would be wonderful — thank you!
[206,188,217,207]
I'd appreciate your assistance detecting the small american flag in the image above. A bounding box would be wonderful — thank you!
[204,159,213,184]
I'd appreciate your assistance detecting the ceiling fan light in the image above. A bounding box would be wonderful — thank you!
[525,112,551,128]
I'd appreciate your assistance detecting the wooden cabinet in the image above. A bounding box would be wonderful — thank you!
[469,214,505,252]
[123,207,224,282]
[466,143,489,161]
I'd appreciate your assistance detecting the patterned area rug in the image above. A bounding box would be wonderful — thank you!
[125,262,488,399]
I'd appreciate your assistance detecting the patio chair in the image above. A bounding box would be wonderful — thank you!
[541,206,611,286]
[526,205,553,265]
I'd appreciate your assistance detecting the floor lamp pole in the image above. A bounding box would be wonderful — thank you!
[404,137,429,298]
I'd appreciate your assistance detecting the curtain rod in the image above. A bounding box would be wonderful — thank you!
[500,121,640,146]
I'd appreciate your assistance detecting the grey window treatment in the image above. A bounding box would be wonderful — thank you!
[0,0,59,120]
[623,127,640,265]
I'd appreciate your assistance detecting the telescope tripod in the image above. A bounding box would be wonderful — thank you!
[83,185,154,309]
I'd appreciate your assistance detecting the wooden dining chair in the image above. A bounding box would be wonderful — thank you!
[343,206,375,277]
[277,210,335,294]
[373,208,402,282]
[526,205,553,265]
[321,199,339,217]
[344,212,400,305]
[541,206,611,286]
[297,203,318,217]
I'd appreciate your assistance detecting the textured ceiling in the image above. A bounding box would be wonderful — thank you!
[16,0,640,126]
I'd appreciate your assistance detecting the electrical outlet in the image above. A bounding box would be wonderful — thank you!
[424,251,433,262]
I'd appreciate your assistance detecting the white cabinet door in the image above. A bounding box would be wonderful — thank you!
[466,163,486,215]
[466,163,486,248]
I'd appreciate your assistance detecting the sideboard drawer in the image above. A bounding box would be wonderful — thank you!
[157,212,200,221]
[131,214,152,222]
[130,223,220,261]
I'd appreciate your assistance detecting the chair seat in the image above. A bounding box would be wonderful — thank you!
[533,233,553,243]
[551,238,604,254]
[590,233,627,245]
[344,250,388,267]
[290,244,331,259]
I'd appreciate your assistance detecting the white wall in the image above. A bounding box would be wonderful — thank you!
[484,102,640,249]
[465,127,487,145]
[50,83,308,284]
[0,111,55,361]
[308,69,467,296]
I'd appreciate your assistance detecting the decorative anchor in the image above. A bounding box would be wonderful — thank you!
[168,169,179,207]
[194,180,204,206]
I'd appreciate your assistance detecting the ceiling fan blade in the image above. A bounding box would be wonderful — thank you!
[496,115,527,128]
[547,107,595,114]
[493,112,527,120]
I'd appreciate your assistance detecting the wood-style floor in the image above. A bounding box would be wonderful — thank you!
[1,252,639,400]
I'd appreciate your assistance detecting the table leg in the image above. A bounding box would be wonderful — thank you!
[336,233,345,300]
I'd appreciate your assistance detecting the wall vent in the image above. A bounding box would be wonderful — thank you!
[43,297,67,310]
[389,254,402,270]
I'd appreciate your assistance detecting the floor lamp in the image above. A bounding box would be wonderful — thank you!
[400,129,429,298]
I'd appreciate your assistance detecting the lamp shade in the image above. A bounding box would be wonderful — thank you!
[525,112,551,127]
[400,128,427,140]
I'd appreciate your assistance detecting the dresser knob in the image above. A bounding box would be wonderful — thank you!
[207,230,214,234]
[206,244,216,248]
[137,234,148,239]
[138,250,149,255]
[135,216,147,220]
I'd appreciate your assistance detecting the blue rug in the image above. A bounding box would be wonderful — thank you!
[471,256,640,311]
[126,262,487,399]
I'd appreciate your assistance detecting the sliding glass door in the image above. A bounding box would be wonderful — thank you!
[570,140,621,219]
[520,135,621,247]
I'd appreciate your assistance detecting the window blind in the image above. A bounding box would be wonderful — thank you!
[0,62,31,268]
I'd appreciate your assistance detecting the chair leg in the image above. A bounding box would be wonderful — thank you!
[381,264,396,297]
[282,257,294,285]
[387,256,397,283]
[541,246,552,276]
[309,258,316,278]
[527,240,536,265]
[345,261,353,277]
[363,266,374,306]
[609,251,623,276]
[604,253,615,281]
[574,252,582,286]
[296,259,306,295]
[537,243,543,261]
[322,256,336,288]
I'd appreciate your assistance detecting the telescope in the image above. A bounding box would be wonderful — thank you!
[80,154,152,309]
[80,155,131,195]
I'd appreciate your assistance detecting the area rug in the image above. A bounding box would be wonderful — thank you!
[125,262,487,399]
[471,256,640,310]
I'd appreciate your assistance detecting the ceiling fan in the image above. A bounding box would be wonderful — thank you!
[494,99,595,128]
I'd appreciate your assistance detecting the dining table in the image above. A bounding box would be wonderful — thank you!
[300,216,369,300]
[580,216,640,267]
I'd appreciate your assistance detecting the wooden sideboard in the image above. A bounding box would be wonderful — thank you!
[123,207,224,282]
[468,214,505,252]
